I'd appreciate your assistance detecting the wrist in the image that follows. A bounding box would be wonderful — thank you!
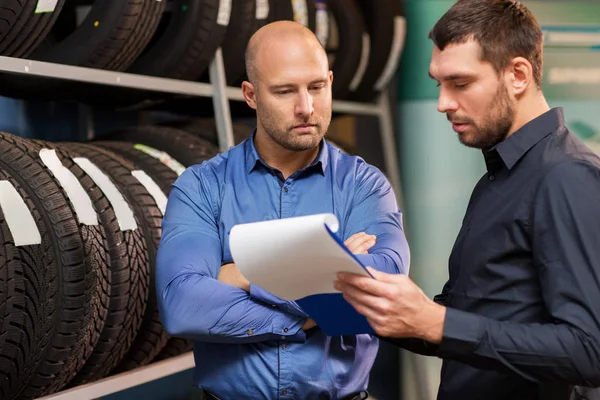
[416,302,446,344]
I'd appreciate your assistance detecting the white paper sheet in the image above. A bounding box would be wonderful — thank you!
[230,213,370,301]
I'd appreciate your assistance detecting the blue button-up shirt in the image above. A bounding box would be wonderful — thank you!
[156,134,410,399]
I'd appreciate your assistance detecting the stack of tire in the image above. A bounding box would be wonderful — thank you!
[0,0,406,103]
[0,121,250,399]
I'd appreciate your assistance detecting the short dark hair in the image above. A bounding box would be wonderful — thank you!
[429,0,544,88]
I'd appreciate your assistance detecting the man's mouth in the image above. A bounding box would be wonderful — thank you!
[451,122,469,134]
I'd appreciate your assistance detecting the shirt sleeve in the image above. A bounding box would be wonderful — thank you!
[249,284,309,318]
[436,160,600,387]
[156,166,306,344]
[347,163,411,275]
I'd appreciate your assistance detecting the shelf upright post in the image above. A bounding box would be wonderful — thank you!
[376,88,404,212]
[208,48,236,152]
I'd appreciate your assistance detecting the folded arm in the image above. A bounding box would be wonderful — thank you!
[156,167,307,344]
[347,163,410,275]
[250,165,411,319]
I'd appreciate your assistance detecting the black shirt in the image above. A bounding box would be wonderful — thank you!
[395,108,600,399]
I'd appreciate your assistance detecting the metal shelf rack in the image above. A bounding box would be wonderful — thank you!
[0,47,403,400]
[0,49,402,200]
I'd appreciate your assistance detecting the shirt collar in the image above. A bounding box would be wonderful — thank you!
[244,129,328,176]
[483,107,564,174]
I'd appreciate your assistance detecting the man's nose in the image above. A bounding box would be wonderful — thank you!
[437,89,458,113]
[295,90,314,117]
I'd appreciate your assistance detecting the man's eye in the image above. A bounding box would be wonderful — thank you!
[454,83,469,89]
[277,90,291,95]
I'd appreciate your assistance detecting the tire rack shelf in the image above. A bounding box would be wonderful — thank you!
[0,48,404,400]
[36,353,195,400]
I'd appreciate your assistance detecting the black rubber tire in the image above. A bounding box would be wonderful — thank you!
[0,133,103,399]
[17,139,113,397]
[93,141,181,196]
[0,0,65,58]
[97,125,219,168]
[31,0,165,70]
[153,338,194,362]
[128,0,228,80]
[313,0,329,49]
[61,143,168,374]
[0,0,166,102]
[0,167,48,400]
[270,0,316,31]
[162,118,253,147]
[324,0,367,100]
[111,306,168,373]
[348,0,407,102]
[227,0,272,86]
[91,141,184,372]
[62,143,152,385]
[222,0,256,85]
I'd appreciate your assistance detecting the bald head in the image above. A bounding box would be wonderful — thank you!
[245,21,327,86]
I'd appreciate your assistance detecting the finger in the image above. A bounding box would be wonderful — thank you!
[347,236,376,254]
[336,271,394,297]
[366,266,407,284]
[352,238,376,254]
[344,232,367,248]
[344,231,366,244]
[344,295,378,320]
[341,289,384,321]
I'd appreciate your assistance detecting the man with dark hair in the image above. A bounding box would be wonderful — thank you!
[334,1,600,399]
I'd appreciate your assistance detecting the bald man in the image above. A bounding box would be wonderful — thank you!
[156,21,410,400]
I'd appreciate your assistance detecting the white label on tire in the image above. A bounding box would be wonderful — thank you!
[0,181,41,246]
[256,0,269,20]
[315,1,328,48]
[73,157,137,231]
[292,0,308,27]
[374,16,407,91]
[349,33,371,91]
[217,0,232,26]
[35,0,59,13]
[131,170,168,215]
[75,5,92,26]
[39,149,98,226]
[133,144,185,176]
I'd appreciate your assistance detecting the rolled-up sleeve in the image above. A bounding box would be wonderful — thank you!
[436,161,600,386]
[156,167,306,344]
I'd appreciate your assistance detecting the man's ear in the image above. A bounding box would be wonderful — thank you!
[507,57,533,96]
[242,81,257,110]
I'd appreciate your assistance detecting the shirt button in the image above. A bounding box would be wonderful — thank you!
[489,174,495,181]
[282,344,288,350]
[281,389,288,395]
[284,187,289,193]
[247,329,254,335]
[283,327,289,332]
[281,336,286,340]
